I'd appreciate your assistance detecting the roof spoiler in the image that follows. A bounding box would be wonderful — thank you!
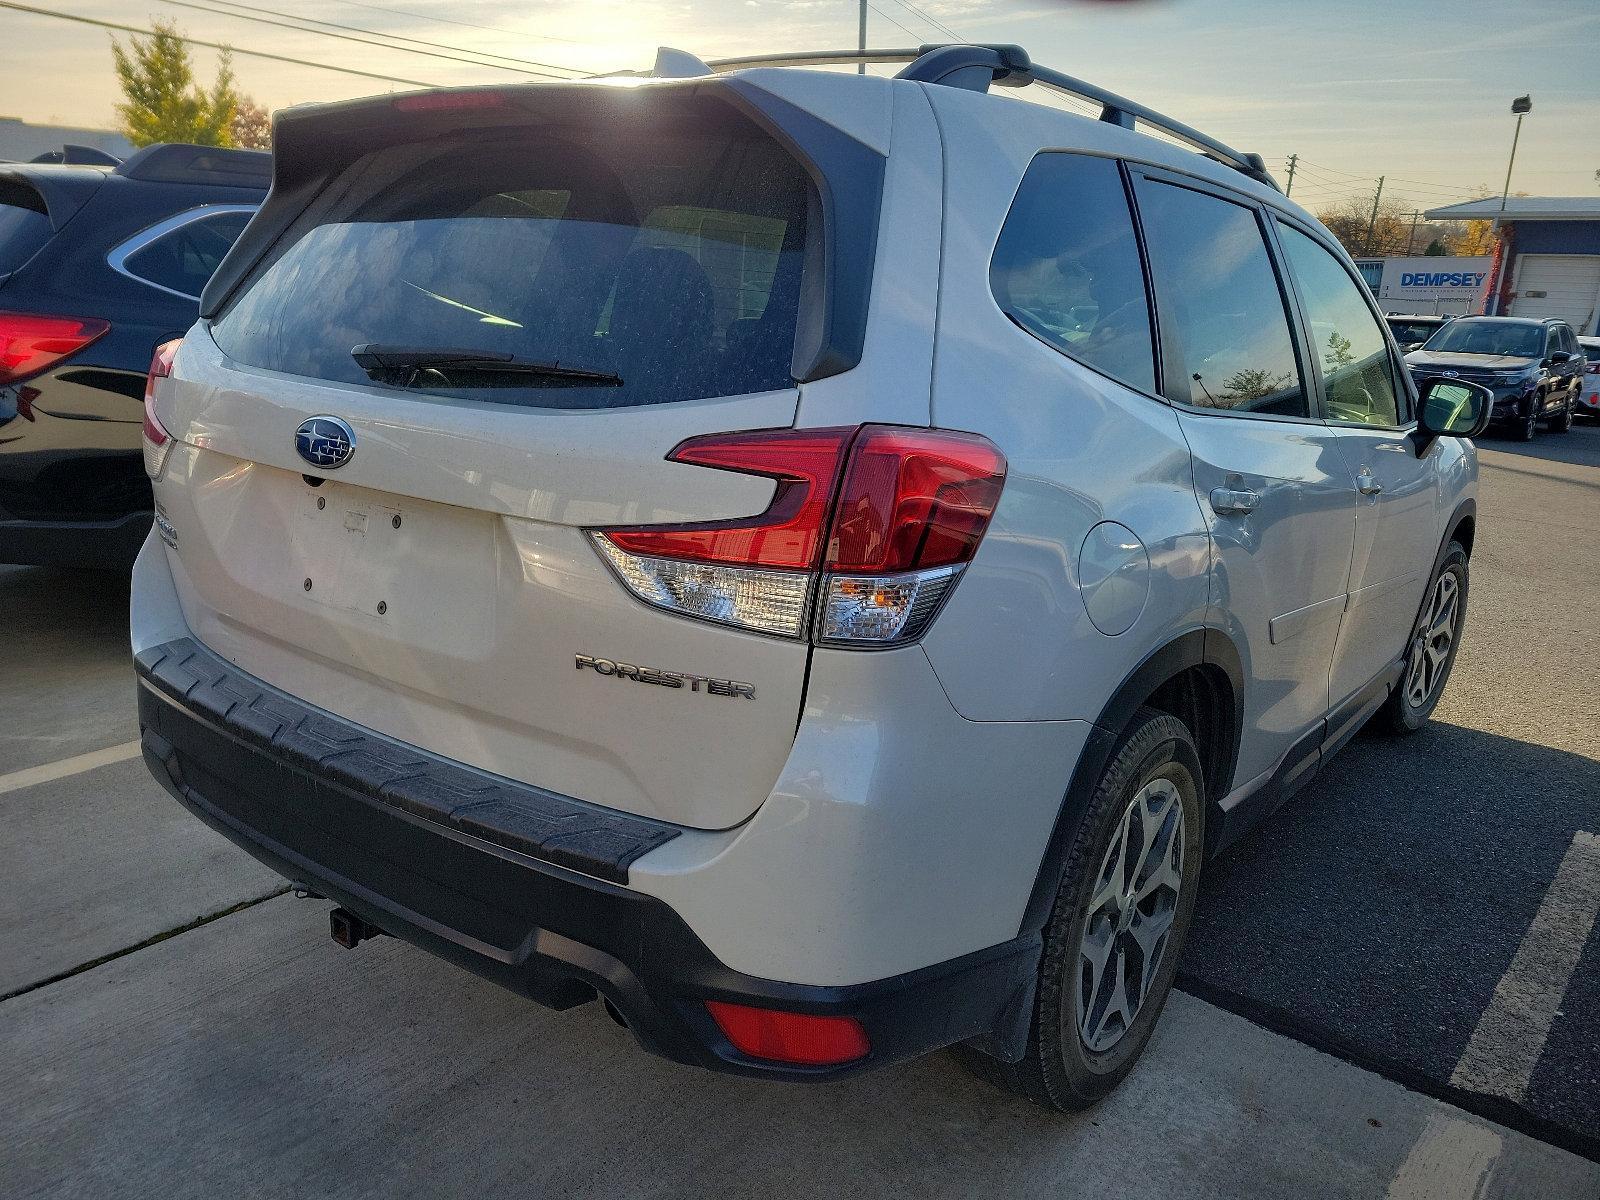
[28,144,122,167]
[0,164,107,231]
[115,143,271,190]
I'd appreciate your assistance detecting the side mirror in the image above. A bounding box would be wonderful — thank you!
[1414,376,1492,452]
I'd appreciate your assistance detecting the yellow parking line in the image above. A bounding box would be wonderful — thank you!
[0,740,143,797]
[1450,830,1600,1101]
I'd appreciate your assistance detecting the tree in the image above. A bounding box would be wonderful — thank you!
[1424,239,1447,256]
[1314,195,1410,259]
[111,19,238,148]
[231,97,271,150]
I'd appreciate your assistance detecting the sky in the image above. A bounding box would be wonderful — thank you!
[3,0,1597,213]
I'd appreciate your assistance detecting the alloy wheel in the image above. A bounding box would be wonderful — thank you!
[1405,570,1459,709]
[1075,778,1186,1053]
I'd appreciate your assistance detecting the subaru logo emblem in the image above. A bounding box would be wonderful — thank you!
[1442,370,1458,378]
[295,415,356,469]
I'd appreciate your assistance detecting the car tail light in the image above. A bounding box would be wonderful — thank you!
[705,1001,869,1066]
[592,426,1006,643]
[0,312,110,386]
[142,338,181,479]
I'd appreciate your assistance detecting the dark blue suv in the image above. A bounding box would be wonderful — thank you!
[0,143,266,568]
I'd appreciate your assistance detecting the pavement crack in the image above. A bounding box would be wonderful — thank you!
[0,886,291,1005]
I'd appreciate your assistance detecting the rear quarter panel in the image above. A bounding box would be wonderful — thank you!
[916,88,1214,724]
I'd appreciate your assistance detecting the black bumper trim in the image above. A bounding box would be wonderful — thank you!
[0,511,151,569]
[135,639,1038,1079]
[135,638,678,885]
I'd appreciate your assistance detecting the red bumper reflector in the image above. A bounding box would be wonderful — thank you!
[705,1001,870,1066]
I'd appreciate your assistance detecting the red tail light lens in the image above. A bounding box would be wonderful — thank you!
[0,312,110,386]
[602,428,855,570]
[142,338,181,478]
[825,428,1007,573]
[592,424,1006,644]
[705,1001,870,1066]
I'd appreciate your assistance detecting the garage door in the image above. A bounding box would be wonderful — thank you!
[1512,254,1600,334]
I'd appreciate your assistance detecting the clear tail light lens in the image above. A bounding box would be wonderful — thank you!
[0,311,110,386]
[592,425,1005,645]
[142,338,181,479]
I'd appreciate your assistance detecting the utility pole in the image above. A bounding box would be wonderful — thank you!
[1405,210,1421,256]
[1284,154,1297,197]
[1363,176,1385,256]
[857,0,866,74]
[1500,95,1532,214]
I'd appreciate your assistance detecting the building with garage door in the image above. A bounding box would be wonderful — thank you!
[1424,197,1600,335]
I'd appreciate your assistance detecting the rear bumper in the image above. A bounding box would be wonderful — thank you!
[0,511,150,568]
[135,636,1036,1080]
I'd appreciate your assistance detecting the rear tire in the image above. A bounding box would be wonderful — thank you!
[1379,542,1468,734]
[1549,394,1574,434]
[960,709,1203,1111]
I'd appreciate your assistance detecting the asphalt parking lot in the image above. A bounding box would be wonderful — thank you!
[4,425,1600,1198]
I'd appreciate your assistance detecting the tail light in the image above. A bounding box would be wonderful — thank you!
[142,338,181,479]
[705,1000,869,1066]
[592,425,1006,644]
[0,312,110,386]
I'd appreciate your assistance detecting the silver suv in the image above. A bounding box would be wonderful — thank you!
[132,44,1491,1108]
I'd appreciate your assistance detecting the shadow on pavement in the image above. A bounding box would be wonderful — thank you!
[1184,718,1600,1159]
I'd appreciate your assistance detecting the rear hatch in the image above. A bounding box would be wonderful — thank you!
[152,80,884,830]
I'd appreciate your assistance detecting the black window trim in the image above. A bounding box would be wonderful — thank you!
[1267,211,1417,432]
[107,203,259,302]
[1124,163,1324,427]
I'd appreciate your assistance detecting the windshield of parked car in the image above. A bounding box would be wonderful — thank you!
[212,102,815,411]
[1421,320,1542,358]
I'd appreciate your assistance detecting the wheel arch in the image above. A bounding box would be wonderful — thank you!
[1017,627,1245,935]
[1445,498,1476,559]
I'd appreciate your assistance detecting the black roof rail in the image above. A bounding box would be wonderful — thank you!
[701,44,1278,192]
[114,143,271,190]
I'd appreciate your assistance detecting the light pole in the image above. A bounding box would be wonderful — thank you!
[858,0,866,74]
[1499,95,1531,214]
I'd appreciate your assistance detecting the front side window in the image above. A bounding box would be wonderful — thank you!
[122,210,253,299]
[1278,224,1402,426]
[1134,179,1307,418]
[213,102,815,411]
[989,153,1156,395]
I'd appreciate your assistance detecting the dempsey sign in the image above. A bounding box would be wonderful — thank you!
[1377,255,1494,306]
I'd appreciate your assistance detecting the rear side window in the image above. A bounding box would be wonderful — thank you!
[990,153,1155,395]
[0,201,52,275]
[1278,224,1402,426]
[1134,178,1308,418]
[120,210,253,299]
[213,104,815,410]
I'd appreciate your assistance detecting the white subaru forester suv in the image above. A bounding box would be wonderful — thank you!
[132,44,1492,1108]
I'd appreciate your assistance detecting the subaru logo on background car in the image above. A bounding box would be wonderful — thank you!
[1442,370,1458,378]
[295,416,356,469]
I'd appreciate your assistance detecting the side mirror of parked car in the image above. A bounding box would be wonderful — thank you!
[1414,376,1492,452]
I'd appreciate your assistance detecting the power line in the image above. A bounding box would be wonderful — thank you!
[330,0,587,46]
[156,0,575,79]
[893,0,964,43]
[0,1,439,86]
[204,0,580,75]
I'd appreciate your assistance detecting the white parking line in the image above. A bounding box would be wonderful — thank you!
[1384,1112,1503,1200]
[0,740,143,797]
[1450,830,1600,1101]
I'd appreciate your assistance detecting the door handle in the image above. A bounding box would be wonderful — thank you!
[1356,469,1383,496]
[1209,486,1260,516]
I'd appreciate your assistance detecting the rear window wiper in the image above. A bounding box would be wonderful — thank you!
[351,345,622,388]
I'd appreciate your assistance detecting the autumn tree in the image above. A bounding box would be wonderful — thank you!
[112,19,238,148]
[231,97,271,150]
